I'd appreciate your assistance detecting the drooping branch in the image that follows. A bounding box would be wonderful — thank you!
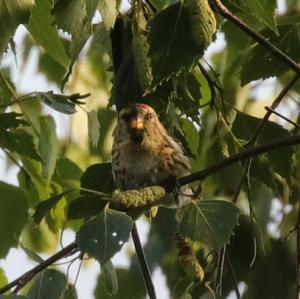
[209,0,300,74]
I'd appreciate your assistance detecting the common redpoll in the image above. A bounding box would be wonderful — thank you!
[112,103,192,207]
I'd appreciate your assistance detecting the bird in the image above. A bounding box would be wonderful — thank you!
[111,103,192,208]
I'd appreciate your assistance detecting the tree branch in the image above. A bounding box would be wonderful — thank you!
[178,134,300,187]
[131,222,157,299]
[0,242,78,294]
[209,0,300,74]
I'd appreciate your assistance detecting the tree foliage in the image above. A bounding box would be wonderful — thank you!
[0,0,300,298]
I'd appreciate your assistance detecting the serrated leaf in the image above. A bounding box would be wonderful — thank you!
[0,129,41,161]
[148,0,215,85]
[68,195,108,220]
[36,92,76,114]
[102,260,119,296]
[38,116,59,180]
[179,200,240,250]
[148,2,200,84]
[76,209,133,265]
[88,110,100,147]
[232,111,294,182]
[26,0,69,68]
[0,0,34,57]
[241,22,300,84]
[81,163,115,194]
[33,190,72,224]
[242,0,278,34]
[0,112,28,129]
[27,269,67,299]
[0,182,28,258]
[98,0,120,29]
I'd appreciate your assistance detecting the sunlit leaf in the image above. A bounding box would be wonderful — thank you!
[241,0,278,34]
[0,268,8,288]
[27,269,67,299]
[0,182,28,258]
[33,190,72,224]
[98,0,120,29]
[38,116,59,180]
[179,200,240,250]
[0,0,34,56]
[26,0,70,68]
[76,209,133,265]
[88,110,100,147]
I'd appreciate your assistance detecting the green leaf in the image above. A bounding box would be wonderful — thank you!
[0,72,15,109]
[68,195,108,220]
[61,284,78,299]
[0,182,28,258]
[33,190,72,224]
[148,0,215,85]
[179,200,240,250]
[94,268,145,299]
[27,269,67,299]
[241,0,278,34]
[76,209,133,265]
[102,260,119,296]
[81,163,115,194]
[38,116,59,180]
[0,112,28,129]
[26,0,69,68]
[0,130,41,161]
[0,0,34,56]
[148,2,199,84]
[98,0,120,29]
[20,243,44,263]
[36,92,76,114]
[232,111,294,181]
[0,268,8,287]
[241,21,300,84]
[88,110,100,147]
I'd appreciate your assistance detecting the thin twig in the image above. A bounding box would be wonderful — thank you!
[131,222,156,299]
[209,0,300,74]
[225,252,241,299]
[0,242,78,294]
[178,134,300,187]
[264,106,300,129]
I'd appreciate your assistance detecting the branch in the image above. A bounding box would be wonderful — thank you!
[297,201,300,298]
[131,222,157,299]
[178,134,300,187]
[0,242,78,294]
[209,0,300,74]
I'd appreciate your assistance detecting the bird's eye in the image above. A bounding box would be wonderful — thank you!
[120,113,131,122]
[145,112,153,121]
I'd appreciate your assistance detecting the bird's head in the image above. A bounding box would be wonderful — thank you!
[117,103,161,144]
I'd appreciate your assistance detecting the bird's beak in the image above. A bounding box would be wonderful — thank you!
[131,117,144,130]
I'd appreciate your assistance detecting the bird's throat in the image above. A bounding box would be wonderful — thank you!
[130,129,144,144]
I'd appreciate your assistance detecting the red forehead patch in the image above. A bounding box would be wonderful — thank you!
[135,103,150,109]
